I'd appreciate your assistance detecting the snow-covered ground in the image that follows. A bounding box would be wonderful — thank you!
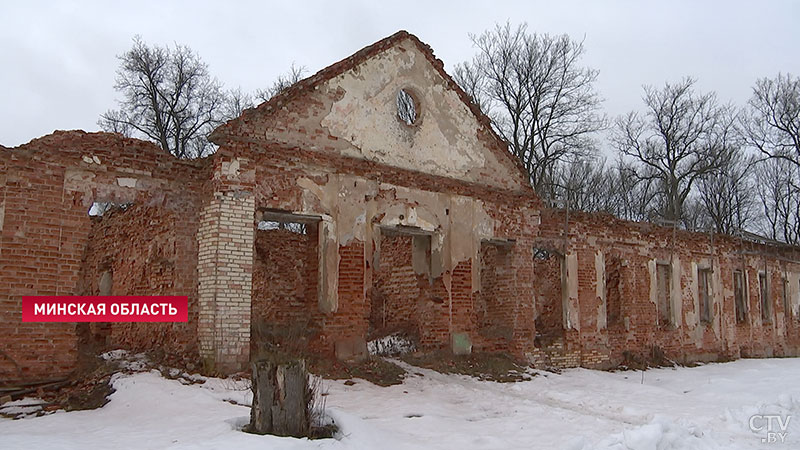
[2,358,800,449]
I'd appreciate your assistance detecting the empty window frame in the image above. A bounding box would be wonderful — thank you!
[698,268,712,323]
[656,263,672,326]
[605,256,622,327]
[759,273,771,323]
[733,270,747,324]
[783,277,790,319]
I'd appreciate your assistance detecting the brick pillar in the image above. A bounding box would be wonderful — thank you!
[197,156,255,373]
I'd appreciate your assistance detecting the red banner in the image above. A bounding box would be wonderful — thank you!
[22,296,188,322]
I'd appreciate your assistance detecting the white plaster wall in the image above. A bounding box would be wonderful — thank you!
[318,39,522,191]
[565,253,579,331]
[595,250,606,331]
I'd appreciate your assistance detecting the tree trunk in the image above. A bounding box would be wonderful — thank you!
[249,358,309,437]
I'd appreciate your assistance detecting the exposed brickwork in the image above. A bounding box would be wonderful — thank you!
[328,240,368,349]
[370,234,424,340]
[251,225,320,353]
[197,188,254,372]
[532,250,564,339]
[210,32,531,193]
[5,33,800,384]
[242,145,541,356]
[536,209,800,369]
[0,131,205,383]
[78,203,199,360]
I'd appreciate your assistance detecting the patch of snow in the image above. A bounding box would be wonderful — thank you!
[3,358,800,448]
[367,333,416,356]
[0,398,46,418]
[100,349,149,371]
[257,220,307,234]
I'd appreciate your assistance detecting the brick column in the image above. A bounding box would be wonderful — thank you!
[197,156,255,373]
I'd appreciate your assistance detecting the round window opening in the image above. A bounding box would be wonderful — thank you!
[396,89,418,126]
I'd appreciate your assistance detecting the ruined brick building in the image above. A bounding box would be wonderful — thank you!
[2,31,799,383]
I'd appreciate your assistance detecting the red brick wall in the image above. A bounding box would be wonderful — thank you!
[326,241,368,350]
[78,203,200,363]
[475,244,516,351]
[251,225,320,353]
[225,128,541,359]
[370,235,423,340]
[533,251,564,339]
[14,126,795,375]
[0,149,83,382]
[0,131,205,383]
[538,208,800,368]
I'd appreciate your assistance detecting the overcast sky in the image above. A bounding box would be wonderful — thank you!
[1,0,798,148]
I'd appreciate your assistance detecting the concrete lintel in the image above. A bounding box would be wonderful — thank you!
[482,238,516,247]
[260,209,322,224]
[380,224,432,237]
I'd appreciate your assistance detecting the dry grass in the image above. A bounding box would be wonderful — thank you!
[401,351,535,382]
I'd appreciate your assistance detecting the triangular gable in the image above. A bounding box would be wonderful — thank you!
[211,31,531,193]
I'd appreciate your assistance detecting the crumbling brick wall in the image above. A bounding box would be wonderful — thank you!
[216,140,540,360]
[532,249,564,339]
[12,31,800,381]
[538,208,800,369]
[251,224,320,355]
[370,234,424,342]
[0,131,206,383]
[476,245,502,341]
[203,32,543,362]
[78,202,200,364]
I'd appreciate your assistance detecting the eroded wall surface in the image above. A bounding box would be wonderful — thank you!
[0,131,206,383]
[10,32,795,381]
[234,141,540,358]
[210,33,541,361]
[78,203,201,365]
[213,34,530,194]
[535,209,800,369]
[251,224,320,355]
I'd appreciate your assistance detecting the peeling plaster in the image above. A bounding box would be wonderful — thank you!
[317,39,521,191]
[789,271,800,317]
[565,253,579,330]
[688,261,702,346]
[595,250,606,330]
[293,172,503,313]
[671,257,682,327]
[81,154,101,165]
[63,168,170,208]
[116,177,137,188]
[221,158,241,178]
[648,259,657,312]
[711,261,722,339]
[318,218,338,313]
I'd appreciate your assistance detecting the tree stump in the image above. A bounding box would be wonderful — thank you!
[249,358,309,437]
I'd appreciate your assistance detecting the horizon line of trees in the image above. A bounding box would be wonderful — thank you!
[99,26,800,245]
[454,22,800,245]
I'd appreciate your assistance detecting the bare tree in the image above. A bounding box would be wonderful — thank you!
[741,73,800,170]
[454,22,606,195]
[452,62,487,113]
[695,149,754,234]
[613,78,737,223]
[609,159,660,222]
[255,63,307,103]
[99,36,226,159]
[742,74,800,243]
[549,156,612,212]
[223,87,255,120]
[754,157,800,244]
